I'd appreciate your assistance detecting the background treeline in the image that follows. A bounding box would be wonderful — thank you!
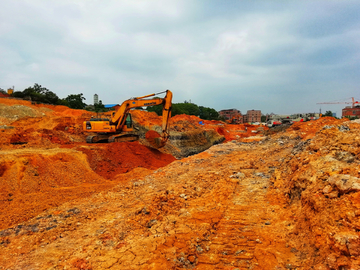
[147,102,219,120]
[5,84,220,119]
[11,83,88,109]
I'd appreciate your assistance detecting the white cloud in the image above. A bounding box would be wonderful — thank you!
[0,0,359,114]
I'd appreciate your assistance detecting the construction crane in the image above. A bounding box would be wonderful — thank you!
[317,97,360,108]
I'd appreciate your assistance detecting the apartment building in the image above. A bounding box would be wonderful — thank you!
[342,106,360,118]
[246,110,261,123]
[219,109,242,123]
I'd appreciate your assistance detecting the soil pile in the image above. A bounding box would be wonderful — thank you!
[0,144,175,230]
[0,148,114,230]
[63,142,176,180]
[0,104,45,123]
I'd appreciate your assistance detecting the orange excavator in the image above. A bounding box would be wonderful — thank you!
[83,90,172,148]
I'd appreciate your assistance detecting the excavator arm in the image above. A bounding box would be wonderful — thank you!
[111,90,172,145]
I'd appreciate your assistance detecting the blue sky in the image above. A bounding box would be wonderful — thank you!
[1,0,359,115]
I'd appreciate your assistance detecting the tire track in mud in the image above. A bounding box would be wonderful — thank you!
[198,170,273,269]
[191,141,298,270]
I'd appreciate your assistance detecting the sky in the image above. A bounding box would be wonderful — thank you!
[1,0,360,115]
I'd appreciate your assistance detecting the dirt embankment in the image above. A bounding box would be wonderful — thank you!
[0,142,176,230]
[0,148,112,230]
[61,142,176,180]
[272,118,360,269]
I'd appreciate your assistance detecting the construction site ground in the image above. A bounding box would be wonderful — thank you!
[0,98,360,269]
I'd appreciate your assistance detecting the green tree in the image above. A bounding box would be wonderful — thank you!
[12,83,60,105]
[199,106,219,120]
[94,100,106,113]
[65,93,86,109]
[147,102,219,120]
[175,103,200,116]
[147,104,163,115]
[43,90,60,104]
[323,111,334,117]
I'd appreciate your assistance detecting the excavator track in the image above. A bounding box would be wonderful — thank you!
[86,135,110,143]
[108,134,139,143]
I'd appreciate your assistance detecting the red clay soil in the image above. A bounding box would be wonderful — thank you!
[145,130,161,140]
[287,116,349,140]
[0,148,112,230]
[63,142,176,180]
[132,110,162,126]
[145,130,165,148]
[0,142,175,230]
[4,119,360,269]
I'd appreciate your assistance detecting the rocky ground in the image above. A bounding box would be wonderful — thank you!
[0,98,359,269]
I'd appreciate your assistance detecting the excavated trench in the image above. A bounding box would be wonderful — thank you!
[138,127,225,159]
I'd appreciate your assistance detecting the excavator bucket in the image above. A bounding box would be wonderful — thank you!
[145,130,166,148]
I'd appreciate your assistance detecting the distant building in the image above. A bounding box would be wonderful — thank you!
[219,109,240,120]
[243,114,248,123]
[219,108,263,124]
[218,109,243,123]
[94,94,99,105]
[104,104,119,110]
[246,110,261,123]
[269,113,320,122]
[342,106,360,118]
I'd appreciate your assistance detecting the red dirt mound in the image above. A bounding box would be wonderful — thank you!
[145,130,165,148]
[145,130,161,140]
[0,143,175,230]
[287,116,349,140]
[64,142,176,180]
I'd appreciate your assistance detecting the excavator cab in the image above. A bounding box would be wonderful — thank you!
[125,114,132,128]
[119,114,134,132]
